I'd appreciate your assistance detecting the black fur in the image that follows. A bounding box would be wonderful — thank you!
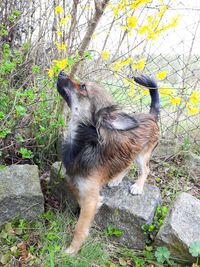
[133,75,160,116]
[62,122,100,177]
[62,105,139,178]
[57,73,73,107]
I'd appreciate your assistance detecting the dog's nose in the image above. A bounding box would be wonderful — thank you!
[58,70,66,77]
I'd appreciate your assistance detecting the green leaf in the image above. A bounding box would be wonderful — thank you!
[4,222,13,232]
[105,225,124,237]
[67,57,75,66]
[0,128,11,138]
[19,147,33,159]
[149,225,155,231]
[0,165,6,170]
[119,257,127,266]
[84,50,92,59]
[13,10,21,17]
[155,246,170,264]
[0,111,5,120]
[189,240,200,257]
[15,105,27,116]
[0,254,10,265]
[47,233,57,240]
[0,230,8,239]
[32,65,41,74]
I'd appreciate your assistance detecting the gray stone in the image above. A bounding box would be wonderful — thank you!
[50,162,161,249]
[155,192,200,263]
[0,165,44,226]
[96,179,161,249]
[184,152,200,179]
[152,139,181,159]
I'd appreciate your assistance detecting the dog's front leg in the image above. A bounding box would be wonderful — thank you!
[65,179,100,255]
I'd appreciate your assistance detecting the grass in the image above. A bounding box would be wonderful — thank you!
[0,206,192,267]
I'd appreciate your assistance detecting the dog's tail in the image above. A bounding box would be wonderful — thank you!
[133,75,160,118]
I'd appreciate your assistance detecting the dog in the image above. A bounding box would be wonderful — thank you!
[57,72,160,255]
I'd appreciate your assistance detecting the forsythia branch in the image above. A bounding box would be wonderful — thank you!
[70,0,110,77]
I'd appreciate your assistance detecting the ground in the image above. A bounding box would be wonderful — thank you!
[0,156,199,266]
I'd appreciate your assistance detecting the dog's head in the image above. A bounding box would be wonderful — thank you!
[57,71,138,131]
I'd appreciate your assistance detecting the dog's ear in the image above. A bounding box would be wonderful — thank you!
[95,106,139,131]
[103,112,138,131]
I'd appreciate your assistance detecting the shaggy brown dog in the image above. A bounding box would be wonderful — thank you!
[57,72,160,254]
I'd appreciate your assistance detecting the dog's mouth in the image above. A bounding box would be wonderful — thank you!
[57,71,74,107]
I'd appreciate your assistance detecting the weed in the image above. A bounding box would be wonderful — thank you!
[189,240,200,265]
[105,225,124,237]
[142,205,168,244]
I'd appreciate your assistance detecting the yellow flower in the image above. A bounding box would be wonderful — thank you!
[156,71,167,80]
[127,16,138,28]
[170,15,180,28]
[59,17,68,26]
[101,51,110,60]
[157,6,168,18]
[170,97,181,105]
[56,30,62,36]
[160,85,173,97]
[138,25,148,35]
[92,32,97,39]
[128,86,135,97]
[189,91,200,105]
[130,0,151,9]
[113,61,123,72]
[47,68,54,78]
[86,4,92,10]
[55,6,63,14]
[147,30,157,40]
[122,57,132,65]
[186,103,199,115]
[55,41,67,51]
[112,3,124,16]
[53,59,68,69]
[133,59,146,70]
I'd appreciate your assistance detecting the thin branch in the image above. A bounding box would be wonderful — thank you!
[70,0,110,77]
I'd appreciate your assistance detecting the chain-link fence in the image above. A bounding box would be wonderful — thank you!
[85,1,200,152]
[1,0,200,157]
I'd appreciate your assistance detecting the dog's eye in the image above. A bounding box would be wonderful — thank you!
[80,83,87,91]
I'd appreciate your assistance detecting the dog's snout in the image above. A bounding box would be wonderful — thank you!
[58,70,66,78]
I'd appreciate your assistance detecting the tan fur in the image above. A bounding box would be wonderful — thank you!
[65,174,102,255]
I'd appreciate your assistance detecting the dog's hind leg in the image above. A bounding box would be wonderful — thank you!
[65,178,101,255]
[107,170,127,188]
[130,142,156,195]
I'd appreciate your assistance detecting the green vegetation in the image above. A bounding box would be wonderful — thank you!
[142,205,169,244]
[0,32,64,169]
[0,209,195,267]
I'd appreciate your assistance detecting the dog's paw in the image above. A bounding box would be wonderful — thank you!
[108,179,122,188]
[130,184,143,195]
[64,246,77,255]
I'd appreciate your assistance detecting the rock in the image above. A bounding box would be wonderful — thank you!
[96,179,161,249]
[0,165,44,226]
[50,162,161,249]
[152,139,181,159]
[184,152,200,179]
[155,192,200,263]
